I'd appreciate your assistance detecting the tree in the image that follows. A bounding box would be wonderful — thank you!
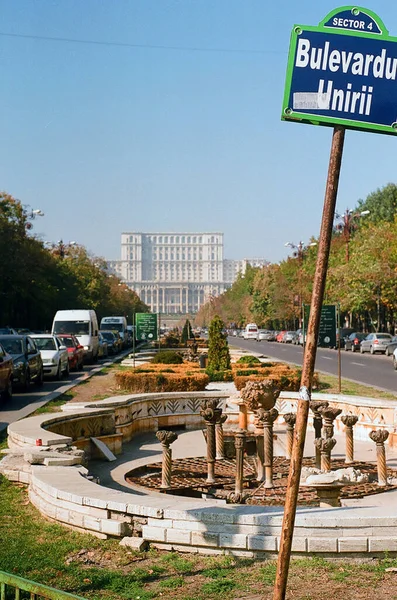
[207,315,231,371]
[358,183,397,224]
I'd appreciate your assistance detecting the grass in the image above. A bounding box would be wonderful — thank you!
[315,372,397,399]
[2,474,397,599]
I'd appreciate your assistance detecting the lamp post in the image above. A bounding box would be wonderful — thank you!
[284,241,317,328]
[334,208,370,262]
[45,240,77,259]
[25,208,44,231]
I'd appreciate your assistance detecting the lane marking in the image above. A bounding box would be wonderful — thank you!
[320,356,333,360]
[351,362,365,367]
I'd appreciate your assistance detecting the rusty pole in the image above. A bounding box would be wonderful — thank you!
[273,126,346,600]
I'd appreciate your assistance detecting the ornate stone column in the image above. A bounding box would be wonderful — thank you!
[314,437,336,472]
[237,401,248,431]
[310,401,329,469]
[318,406,342,439]
[369,429,389,487]
[215,413,227,460]
[341,415,359,464]
[263,408,279,489]
[254,408,265,482]
[234,430,246,500]
[156,430,178,489]
[283,413,296,460]
[200,399,222,484]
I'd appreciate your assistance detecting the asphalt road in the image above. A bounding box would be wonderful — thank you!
[228,336,397,395]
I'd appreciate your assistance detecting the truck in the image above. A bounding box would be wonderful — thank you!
[52,309,99,363]
[100,316,128,347]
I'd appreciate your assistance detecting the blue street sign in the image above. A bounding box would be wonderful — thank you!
[282,6,397,135]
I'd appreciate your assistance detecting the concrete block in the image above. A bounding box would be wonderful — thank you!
[294,527,340,538]
[120,537,149,551]
[68,511,85,528]
[142,525,166,542]
[166,528,191,545]
[338,538,368,553]
[101,519,129,537]
[107,500,128,513]
[83,515,102,532]
[307,538,338,553]
[83,496,108,510]
[191,531,219,547]
[219,534,247,549]
[291,537,307,553]
[127,504,163,518]
[247,535,277,551]
[369,538,397,552]
[18,471,30,484]
[172,520,208,532]
[56,507,70,524]
[56,490,84,505]
[147,518,173,529]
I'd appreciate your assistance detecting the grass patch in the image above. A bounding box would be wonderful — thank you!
[316,373,397,399]
[31,392,75,415]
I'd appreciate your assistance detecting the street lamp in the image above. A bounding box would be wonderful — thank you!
[334,208,370,262]
[25,208,44,230]
[285,240,317,327]
[45,239,77,259]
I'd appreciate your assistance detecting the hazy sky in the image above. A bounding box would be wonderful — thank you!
[1,0,396,263]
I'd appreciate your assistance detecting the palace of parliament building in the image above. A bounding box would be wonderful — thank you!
[107,232,267,314]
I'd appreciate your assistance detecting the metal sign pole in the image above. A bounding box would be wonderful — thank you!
[273,126,345,600]
[337,303,341,393]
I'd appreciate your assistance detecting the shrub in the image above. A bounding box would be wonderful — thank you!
[207,316,231,371]
[233,364,307,392]
[235,369,259,376]
[161,334,180,348]
[236,355,261,365]
[205,368,233,382]
[151,350,183,364]
[115,370,209,393]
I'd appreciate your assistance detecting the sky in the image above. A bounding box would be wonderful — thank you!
[1,0,397,263]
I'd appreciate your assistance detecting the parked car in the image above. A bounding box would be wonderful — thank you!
[0,335,43,390]
[344,332,367,352]
[256,329,269,341]
[57,334,85,371]
[283,331,298,344]
[385,335,397,356]
[337,328,355,349]
[276,331,287,342]
[262,331,276,341]
[293,329,302,345]
[393,347,397,370]
[31,334,69,379]
[98,332,109,358]
[99,330,119,355]
[0,341,13,401]
[0,327,17,335]
[243,323,258,340]
[360,333,393,354]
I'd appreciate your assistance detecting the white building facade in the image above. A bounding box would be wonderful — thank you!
[108,232,267,314]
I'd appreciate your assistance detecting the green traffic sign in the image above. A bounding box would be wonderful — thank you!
[303,304,337,348]
[135,313,158,341]
[282,6,397,135]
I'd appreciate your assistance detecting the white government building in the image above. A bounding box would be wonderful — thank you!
[107,232,267,314]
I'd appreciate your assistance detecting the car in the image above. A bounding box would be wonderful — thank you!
[56,334,85,371]
[0,335,44,390]
[0,327,17,335]
[337,327,355,349]
[360,333,393,354]
[98,332,109,358]
[385,335,397,356]
[283,331,298,343]
[393,347,397,370]
[243,323,258,340]
[30,334,69,379]
[262,331,276,341]
[256,329,269,341]
[99,330,119,355]
[0,341,13,402]
[276,330,287,342]
[344,332,367,352]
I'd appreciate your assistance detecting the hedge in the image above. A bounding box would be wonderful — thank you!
[115,370,209,393]
[233,363,318,392]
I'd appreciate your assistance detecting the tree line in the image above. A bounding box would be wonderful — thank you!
[195,183,397,333]
[0,192,148,330]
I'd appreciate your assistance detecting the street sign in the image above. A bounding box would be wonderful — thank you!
[303,304,337,348]
[282,6,397,135]
[135,313,158,341]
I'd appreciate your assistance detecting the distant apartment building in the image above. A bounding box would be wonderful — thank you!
[107,232,268,314]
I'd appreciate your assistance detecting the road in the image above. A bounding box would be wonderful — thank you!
[228,336,397,394]
[0,350,131,433]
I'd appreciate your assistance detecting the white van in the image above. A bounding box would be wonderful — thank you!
[52,309,99,363]
[243,323,258,340]
[100,316,128,347]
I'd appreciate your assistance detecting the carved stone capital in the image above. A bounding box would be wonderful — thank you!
[318,406,342,422]
[200,399,222,424]
[284,413,297,428]
[263,407,279,425]
[369,429,389,445]
[310,400,329,416]
[156,430,178,447]
[241,379,280,412]
[341,415,359,428]
[216,413,228,426]
[314,437,337,452]
[234,431,246,449]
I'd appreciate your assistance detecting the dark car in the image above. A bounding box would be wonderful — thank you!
[337,328,355,348]
[385,335,397,356]
[344,332,367,352]
[99,330,119,354]
[0,335,44,390]
[0,341,13,401]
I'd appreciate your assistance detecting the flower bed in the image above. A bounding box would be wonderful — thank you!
[115,363,209,392]
[232,362,317,392]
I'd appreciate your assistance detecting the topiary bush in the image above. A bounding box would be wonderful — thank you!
[151,350,183,364]
[205,367,233,382]
[207,315,231,371]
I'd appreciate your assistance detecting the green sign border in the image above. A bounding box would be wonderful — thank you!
[135,313,158,341]
[281,6,397,136]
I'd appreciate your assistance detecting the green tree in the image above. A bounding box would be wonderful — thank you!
[207,315,231,371]
[358,183,397,224]
[181,320,189,345]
